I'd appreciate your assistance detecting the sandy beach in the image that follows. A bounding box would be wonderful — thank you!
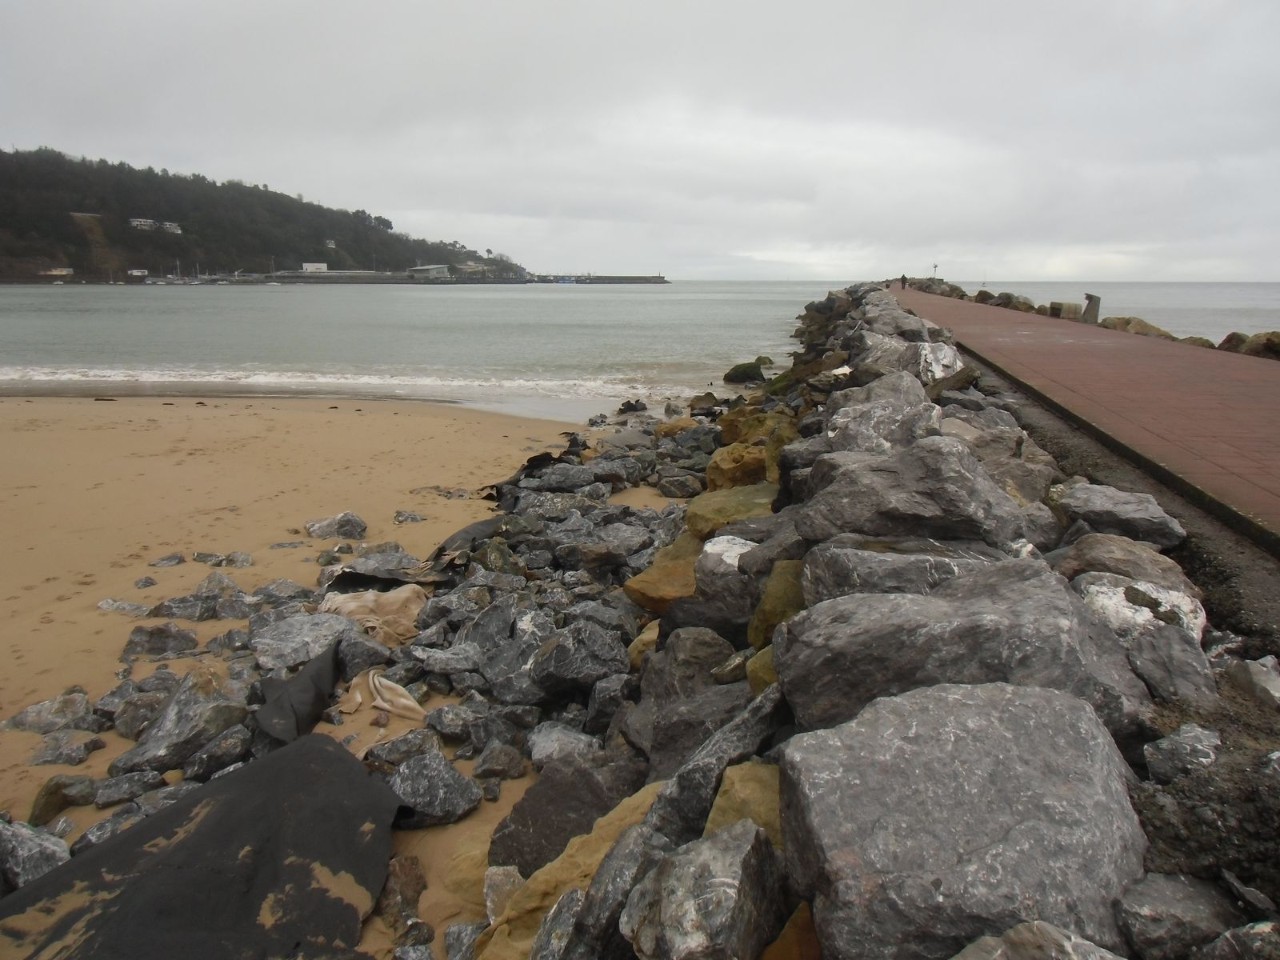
[0,394,579,838]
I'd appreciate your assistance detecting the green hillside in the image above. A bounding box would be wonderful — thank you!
[0,147,525,280]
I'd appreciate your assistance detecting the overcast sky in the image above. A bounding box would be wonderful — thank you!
[2,0,1276,280]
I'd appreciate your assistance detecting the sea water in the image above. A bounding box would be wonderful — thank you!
[1,280,1276,420]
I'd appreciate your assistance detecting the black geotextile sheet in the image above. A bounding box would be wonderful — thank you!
[0,734,400,959]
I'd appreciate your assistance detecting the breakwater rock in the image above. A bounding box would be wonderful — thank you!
[3,284,1279,959]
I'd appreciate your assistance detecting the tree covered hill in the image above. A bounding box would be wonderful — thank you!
[0,148,525,280]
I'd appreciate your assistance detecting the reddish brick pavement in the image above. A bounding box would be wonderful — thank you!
[894,287,1280,555]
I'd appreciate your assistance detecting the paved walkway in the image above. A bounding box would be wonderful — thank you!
[893,287,1280,555]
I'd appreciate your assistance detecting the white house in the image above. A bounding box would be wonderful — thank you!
[407,264,451,281]
[301,263,329,273]
[128,218,157,230]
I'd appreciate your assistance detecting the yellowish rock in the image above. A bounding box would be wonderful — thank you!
[628,620,660,671]
[706,443,769,491]
[442,844,490,916]
[718,409,793,446]
[685,484,779,540]
[622,532,702,614]
[476,781,666,960]
[747,559,805,650]
[746,645,777,694]
[655,417,700,439]
[704,760,782,850]
[1099,315,1177,340]
[762,902,823,960]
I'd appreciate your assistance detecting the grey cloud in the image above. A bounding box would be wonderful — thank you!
[2,0,1276,279]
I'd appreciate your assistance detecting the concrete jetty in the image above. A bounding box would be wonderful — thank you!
[896,287,1280,556]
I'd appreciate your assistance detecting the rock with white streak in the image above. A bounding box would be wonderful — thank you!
[780,683,1147,959]
[620,819,785,960]
[776,558,1150,737]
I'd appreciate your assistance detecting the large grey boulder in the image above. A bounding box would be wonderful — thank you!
[775,558,1150,736]
[860,292,947,342]
[0,821,70,893]
[1071,573,1216,708]
[780,683,1147,959]
[949,921,1124,959]
[250,613,361,672]
[1049,533,1201,597]
[1054,484,1186,549]
[620,819,785,960]
[1117,873,1247,960]
[794,437,1024,548]
[939,419,1062,506]
[1071,572,1206,641]
[825,371,941,454]
[851,331,966,385]
[801,534,1002,605]
[108,666,249,776]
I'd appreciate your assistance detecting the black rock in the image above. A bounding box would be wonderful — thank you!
[124,622,199,659]
[390,749,484,828]
[488,754,647,878]
[183,724,253,782]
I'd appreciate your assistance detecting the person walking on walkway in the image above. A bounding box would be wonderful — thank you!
[900,274,908,290]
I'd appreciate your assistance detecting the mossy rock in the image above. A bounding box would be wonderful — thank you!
[1099,315,1176,340]
[755,355,775,367]
[622,532,702,613]
[1179,336,1217,350]
[1218,331,1248,352]
[1241,330,1280,361]
[685,484,779,540]
[763,369,796,397]
[748,559,805,650]
[723,361,764,384]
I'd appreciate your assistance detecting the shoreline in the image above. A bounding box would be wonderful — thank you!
[0,380,626,423]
